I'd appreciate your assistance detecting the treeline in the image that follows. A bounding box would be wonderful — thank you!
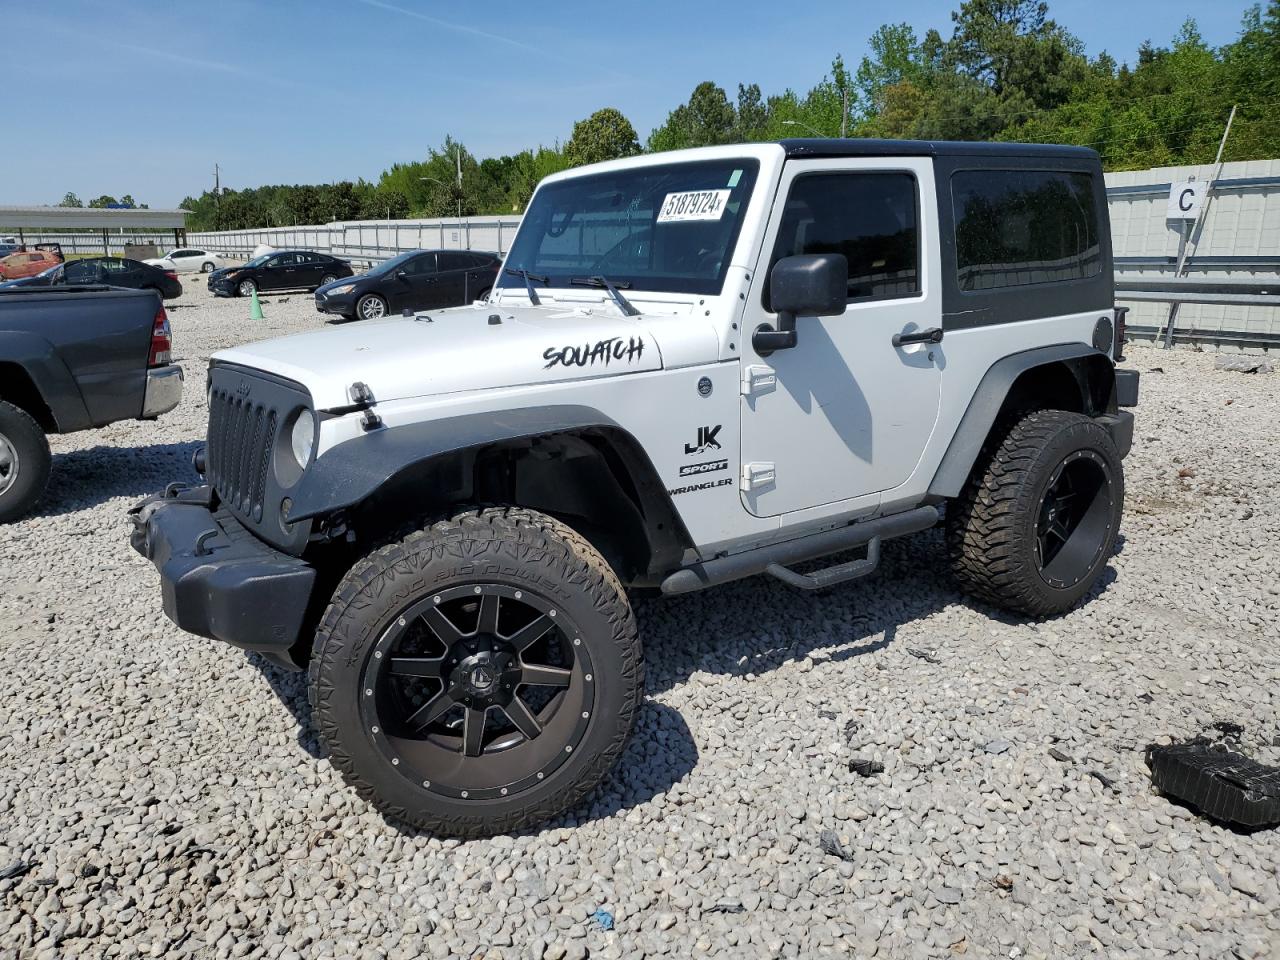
[179,0,1280,231]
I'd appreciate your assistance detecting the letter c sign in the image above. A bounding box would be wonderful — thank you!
[1166,180,1203,220]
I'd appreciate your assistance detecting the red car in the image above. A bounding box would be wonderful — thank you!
[0,245,64,281]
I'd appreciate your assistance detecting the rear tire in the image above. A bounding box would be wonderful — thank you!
[308,506,642,837]
[946,409,1123,617]
[0,401,52,523]
[476,286,492,302]
[201,262,215,273]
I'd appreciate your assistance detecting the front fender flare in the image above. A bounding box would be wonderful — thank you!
[288,404,679,534]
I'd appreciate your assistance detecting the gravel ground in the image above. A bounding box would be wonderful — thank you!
[1,283,1278,960]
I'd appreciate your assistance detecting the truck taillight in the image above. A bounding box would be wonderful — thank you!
[1114,306,1128,362]
[149,305,172,367]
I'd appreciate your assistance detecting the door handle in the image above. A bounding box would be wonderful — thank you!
[892,327,943,347]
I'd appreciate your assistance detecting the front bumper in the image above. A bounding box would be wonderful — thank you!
[314,291,356,317]
[129,485,317,668]
[141,364,184,419]
[208,277,236,297]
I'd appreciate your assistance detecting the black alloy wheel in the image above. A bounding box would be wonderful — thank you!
[1034,450,1114,589]
[363,583,594,801]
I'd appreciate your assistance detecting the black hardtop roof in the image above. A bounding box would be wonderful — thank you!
[780,137,1100,162]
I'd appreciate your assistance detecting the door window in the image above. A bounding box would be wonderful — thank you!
[403,253,437,275]
[64,260,100,283]
[765,172,920,308]
[269,253,297,267]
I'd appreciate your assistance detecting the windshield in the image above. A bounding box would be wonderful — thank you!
[499,158,760,297]
[241,254,271,268]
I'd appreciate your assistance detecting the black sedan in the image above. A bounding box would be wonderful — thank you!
[315,249,500,321]
[208,250,352,298]
[0,256,182,299]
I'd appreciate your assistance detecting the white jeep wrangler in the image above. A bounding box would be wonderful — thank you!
[131,139,1138,836]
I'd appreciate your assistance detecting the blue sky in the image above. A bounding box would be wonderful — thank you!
[6,0,1256,207]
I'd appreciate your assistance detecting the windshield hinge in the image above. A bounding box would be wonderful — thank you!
[741,364,776,397]
[741,461,776,491]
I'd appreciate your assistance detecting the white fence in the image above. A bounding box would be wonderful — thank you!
[186,216,523,266]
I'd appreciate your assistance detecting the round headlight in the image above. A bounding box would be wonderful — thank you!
[290,409,315,468]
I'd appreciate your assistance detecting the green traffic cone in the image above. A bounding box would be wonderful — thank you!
[249,288,264,321]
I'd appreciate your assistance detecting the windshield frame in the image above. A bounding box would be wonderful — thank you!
[499,157,761,298]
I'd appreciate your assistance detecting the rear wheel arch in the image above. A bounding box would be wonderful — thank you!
[0,361,58,432]
[929,344,1116,500]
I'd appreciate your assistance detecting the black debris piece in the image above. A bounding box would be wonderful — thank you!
[707,902,747,914]
[1088,770,1119,793]
[907,648,941,664]
[843,719,860,742]
[849,758,885,778]
[1146,741,1280,831]
[0,861,34,881]
[818,829,854,861]
[1137,693,1155,703]
[1211,720,1245,739]
[1047,747,1073,763]
[818,709,838,721]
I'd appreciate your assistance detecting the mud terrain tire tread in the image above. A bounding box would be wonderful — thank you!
[307,505,641,837]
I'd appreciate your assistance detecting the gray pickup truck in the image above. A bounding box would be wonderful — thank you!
[0,285,184,521]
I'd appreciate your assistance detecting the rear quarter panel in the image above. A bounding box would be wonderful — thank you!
[0,287,158,428]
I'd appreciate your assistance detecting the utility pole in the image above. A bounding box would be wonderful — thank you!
[455,145,463,219]
[1163,104,1237,349]
[213,162,221,230]
[840,87,849,139]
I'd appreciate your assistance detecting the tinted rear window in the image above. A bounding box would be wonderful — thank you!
[952,170,1100,291]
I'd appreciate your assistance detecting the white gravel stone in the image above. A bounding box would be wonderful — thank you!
[1,295,1278,958]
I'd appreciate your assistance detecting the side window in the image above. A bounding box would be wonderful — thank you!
[269,253,296,267]
[64,259,98,283]
[295,252,317,264]
[952,170,1100,291]
[405,253,437,275]
[101,258,128,274]
[171,249,193,258]
[767,172,920,307]
[437,252,469,272]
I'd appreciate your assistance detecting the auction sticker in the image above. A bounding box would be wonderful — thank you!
[657,189,731,223]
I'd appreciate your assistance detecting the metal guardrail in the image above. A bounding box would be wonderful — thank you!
[1116,276,1280,348]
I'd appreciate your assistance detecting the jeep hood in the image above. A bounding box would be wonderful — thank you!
[212,302,717,410]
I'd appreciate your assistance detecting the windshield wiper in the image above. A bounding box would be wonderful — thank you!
[571,275,639,316]
[504,267,548,305]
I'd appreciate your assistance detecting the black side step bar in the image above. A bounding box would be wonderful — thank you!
[766,537,881,591]
[660,505,939,596]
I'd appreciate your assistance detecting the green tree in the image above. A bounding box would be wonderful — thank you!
[563,108,641,167]
[59,192,83,208]
[647,81,737,150]
[87,195,117,208]
[855,24,926,119]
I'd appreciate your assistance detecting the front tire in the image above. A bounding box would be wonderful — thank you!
[356,293,388,320]
[0,401,52,523]
[308,507,642,837]
[237,278,257,297]
[947,409,1123,617]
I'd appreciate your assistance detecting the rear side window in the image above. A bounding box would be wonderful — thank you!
[952,170,1100,291]
[437,252,471,271]
[766,172,920,307]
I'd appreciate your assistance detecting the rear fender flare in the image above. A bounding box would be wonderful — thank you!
[928,343,1115,499]
[0,330,91,432]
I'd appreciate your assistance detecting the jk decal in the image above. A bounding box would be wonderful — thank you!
[543,336,645,369]
[684,425,722,455]
[679,459,728,478]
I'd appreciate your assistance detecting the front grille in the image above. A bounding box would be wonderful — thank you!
[206,387,277,523]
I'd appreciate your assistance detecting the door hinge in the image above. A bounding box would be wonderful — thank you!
[741,363,776,397]
[741,461,776,491]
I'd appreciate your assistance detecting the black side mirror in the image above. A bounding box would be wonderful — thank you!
[753,253,848,355]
